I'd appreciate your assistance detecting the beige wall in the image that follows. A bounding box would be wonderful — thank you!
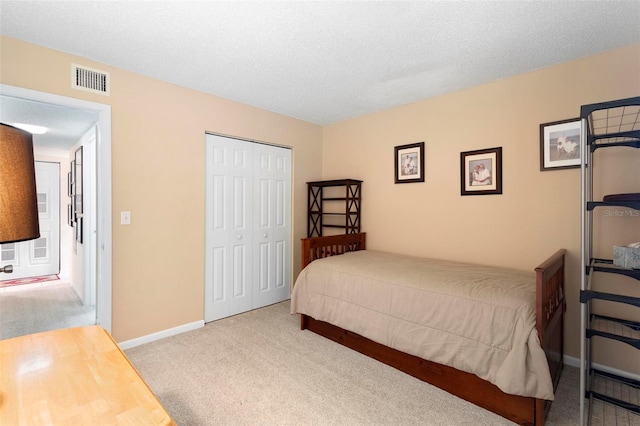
[1,36,323,342]
[322,44,640,374]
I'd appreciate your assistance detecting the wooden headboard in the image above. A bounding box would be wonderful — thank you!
[301,232,366,268]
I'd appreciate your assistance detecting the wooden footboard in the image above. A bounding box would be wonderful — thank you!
[535,249,567,425]
[298,233,565,426]
[301,232,366,268]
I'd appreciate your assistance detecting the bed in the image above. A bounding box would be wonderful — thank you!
[290,232,565,426]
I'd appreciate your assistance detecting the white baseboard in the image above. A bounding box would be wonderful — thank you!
[564,354,640,382]
[563,354,581,369]
[118,320,204,350]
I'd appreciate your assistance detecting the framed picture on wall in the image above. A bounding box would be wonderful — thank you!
[540,118,581,171]
[70,160,76,191]
[67,171,72,197]
[74,146,83,216]
[460,147,502,196]
[394,142,425,183]
[75,217,83,244]
[67,204,73,227]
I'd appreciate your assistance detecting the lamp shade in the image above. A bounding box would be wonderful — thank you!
[0,123,40,243]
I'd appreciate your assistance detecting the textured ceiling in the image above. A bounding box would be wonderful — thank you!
[1,1,639,129]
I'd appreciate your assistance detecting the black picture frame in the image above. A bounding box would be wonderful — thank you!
[74,146,83,216]
[67,203,73,227]
[67,171,72,197]
[394,142,425,184]
[460,147,502,196]
[70,159,76,191]
[70,159,76,226]
[540,118,581,171]
[76,217,83,244]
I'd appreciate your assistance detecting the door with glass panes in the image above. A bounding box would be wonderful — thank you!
[0,161,60,280]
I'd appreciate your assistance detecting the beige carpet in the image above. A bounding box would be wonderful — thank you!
[126,300,583,425]
[0,282,96,340]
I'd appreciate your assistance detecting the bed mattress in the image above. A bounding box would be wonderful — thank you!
[290,250,554,400]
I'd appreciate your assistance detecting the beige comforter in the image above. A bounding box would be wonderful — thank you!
[290,250,554,400]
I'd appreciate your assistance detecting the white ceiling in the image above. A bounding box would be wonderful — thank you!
[0,95,99,153]
[1,0,639,140]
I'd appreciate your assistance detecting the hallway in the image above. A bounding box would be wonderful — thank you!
[0,279,95,340]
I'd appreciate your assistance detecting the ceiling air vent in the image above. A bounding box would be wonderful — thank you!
[72,64,110,95]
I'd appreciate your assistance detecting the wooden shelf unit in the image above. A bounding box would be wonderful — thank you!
[307,179,362,237]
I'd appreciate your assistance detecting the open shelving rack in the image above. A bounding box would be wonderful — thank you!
[579,96,640,425]
[307,179,362,238]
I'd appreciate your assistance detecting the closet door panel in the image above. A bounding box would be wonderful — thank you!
[205,136,253,322]
[253,144,291,308]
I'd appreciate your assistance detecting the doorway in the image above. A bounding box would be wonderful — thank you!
[0,84,112,333]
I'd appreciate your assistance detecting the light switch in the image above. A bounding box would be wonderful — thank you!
[121,211,131,225]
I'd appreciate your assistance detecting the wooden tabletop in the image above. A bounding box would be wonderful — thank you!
[0,326,175,425]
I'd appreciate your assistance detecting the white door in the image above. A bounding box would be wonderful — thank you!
[0,162,60,280]
[205,136,254,321]
[204,135,291,322]
[252,143,291,308]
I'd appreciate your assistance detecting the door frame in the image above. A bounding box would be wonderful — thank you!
[0,84,113,333]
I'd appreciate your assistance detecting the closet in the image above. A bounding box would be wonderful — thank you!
[204,134,291,322]
[579,97,640,425]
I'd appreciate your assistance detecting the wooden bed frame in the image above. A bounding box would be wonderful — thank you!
[298,232,565,426]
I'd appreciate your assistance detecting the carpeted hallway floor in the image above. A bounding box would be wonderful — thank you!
[0,281,96,340]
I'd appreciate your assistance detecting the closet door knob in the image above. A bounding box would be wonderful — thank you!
[263,233,268,238]
[237,235,242,240]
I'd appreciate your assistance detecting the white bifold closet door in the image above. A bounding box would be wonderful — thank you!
[204,134,291,322]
